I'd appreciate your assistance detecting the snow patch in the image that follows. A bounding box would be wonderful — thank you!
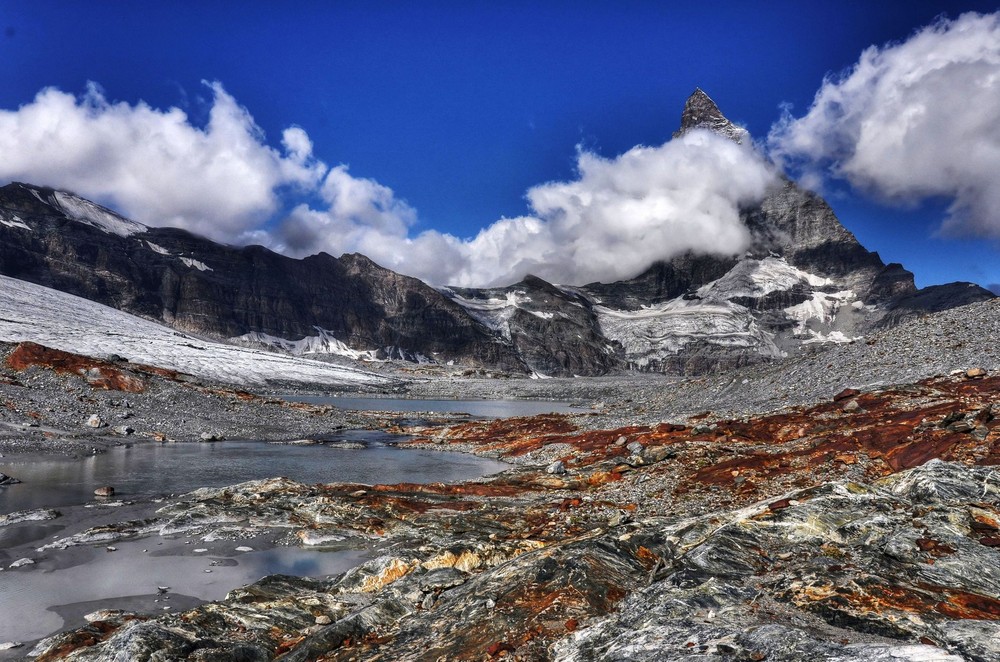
[697,256,832,301]
[0,213,30,231]
[784,290,860,344]
[234,329,380,361]
[443,290,532,340]
[146,241,171,255]
[180,257,212,272]
[53,191,146,237]
[597,298,781,367]
[0,275,388,387]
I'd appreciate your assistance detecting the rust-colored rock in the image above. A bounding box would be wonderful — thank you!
[7,342,147,392]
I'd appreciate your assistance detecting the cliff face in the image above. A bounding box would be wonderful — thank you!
[0,183,526,372]
[0,89,993,376]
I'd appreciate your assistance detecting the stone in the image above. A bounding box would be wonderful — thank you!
[967,367,987,379]
[314,615,332,625]
[9,558,34,569]
[0,642,23,651]
[833,388,861,402]
[947,420,975,433]
[644,446,676,463]
[614,436,628,447]
[626,441,644,455]
[113,424,134,435]
[0,472,20,485]
[546,460,566,475]
[842,399,861,412]
[86,414,105,428]
[94,486,115,497]
[199,431,221,441]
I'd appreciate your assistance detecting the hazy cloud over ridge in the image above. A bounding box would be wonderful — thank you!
[768,11,1000,239]
[0,82,327,242]
[0,80,777,287]
[278,131,777,286]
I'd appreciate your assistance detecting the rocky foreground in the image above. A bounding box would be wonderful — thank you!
[8,357,1000,660]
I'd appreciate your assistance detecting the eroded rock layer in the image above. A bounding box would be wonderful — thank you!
[26,370,1000,661]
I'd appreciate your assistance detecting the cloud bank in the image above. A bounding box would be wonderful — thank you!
[768,11,1000,239]
[0,82,326,243]
[277,131,776,286]
[0,81,777,287]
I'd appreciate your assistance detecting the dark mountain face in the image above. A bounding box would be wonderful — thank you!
[0,90,993,377]
[0,183,526,372]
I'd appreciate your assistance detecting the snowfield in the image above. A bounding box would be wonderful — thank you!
[0,275,389,387]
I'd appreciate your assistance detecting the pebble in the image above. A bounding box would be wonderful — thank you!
[546,460,566,475]
[86,414,105,428]
[315,615,332,625]
[235,546,254,552]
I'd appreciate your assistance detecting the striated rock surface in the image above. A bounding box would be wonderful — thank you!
[26,370,1000,661]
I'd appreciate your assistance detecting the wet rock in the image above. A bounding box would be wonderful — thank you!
[200,431,222,441]
[547,460,567,475]
[0,472,20,485]
[0,508,58,527]
[0,642,23,651]
[94,485,115,497]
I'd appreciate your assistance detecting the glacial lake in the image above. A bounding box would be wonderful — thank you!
[279,395,584,417]
[0,434,509,648]
[0,431,508,515]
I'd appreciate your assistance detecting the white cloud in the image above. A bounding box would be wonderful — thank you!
[0,81,326,241]
[768,11,1000,238]
[276,129,777,286]
[0,81,777,287]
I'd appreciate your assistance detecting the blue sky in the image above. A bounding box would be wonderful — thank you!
[1,1,998,289]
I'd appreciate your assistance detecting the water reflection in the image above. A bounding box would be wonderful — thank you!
[0,438,509,515]
[0,539,368,643]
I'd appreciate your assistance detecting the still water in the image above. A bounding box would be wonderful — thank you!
[0,433,509,515]
[0,435,509,647]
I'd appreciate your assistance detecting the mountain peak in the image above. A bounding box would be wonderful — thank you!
[674,88,747,143]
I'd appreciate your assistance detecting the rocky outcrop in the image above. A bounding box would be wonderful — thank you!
[24,370,1000,660]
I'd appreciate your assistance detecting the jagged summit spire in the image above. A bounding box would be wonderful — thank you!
[673,88,747,143]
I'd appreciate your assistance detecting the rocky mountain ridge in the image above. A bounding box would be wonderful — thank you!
[0,90,992,376]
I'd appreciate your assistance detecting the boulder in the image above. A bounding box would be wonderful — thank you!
[94,486,115,497]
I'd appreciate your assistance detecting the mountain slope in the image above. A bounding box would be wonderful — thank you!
[0,89,992,377]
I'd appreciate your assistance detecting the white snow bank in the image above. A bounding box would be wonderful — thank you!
[0,275,388,387]
[53,191,147,237]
